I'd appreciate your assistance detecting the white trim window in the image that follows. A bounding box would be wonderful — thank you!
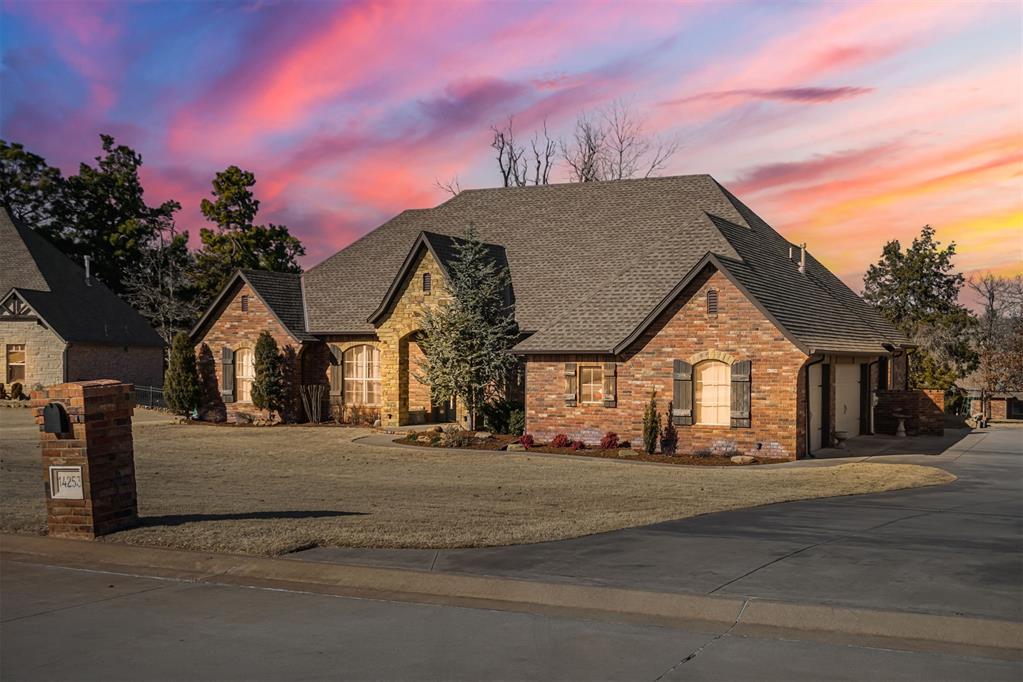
[235,348,254,403]
[578,365,603,405]
[344,345,381,406]
[6,344,26,383]
[695,360,730,426]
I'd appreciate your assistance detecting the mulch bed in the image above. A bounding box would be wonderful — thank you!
[397,432,763,466]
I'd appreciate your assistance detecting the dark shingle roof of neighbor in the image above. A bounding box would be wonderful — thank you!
[0,208,164,347]
[298,174,907,355]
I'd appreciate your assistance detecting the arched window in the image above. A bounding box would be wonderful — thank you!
[695,360,730,425]
[344,345,381,406]
[235,348,254,403]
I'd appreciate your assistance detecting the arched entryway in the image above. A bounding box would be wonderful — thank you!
[399,331,454,425]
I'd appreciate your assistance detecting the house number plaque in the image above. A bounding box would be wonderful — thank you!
[49,466,84,500]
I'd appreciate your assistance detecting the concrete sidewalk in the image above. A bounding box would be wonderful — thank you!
[2,533,1020,660]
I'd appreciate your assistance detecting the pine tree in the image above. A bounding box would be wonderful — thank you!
[660,400,678,456]
[164,332,201,417]
[642,390,660,454]
[417,225,518,430]
[251,331,287,421]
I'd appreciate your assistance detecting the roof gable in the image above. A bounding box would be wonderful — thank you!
[190,269,313,343]
[0,209,163,347]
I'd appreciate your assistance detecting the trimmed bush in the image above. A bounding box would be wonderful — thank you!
[570,440,585,450]
[518,433,534,448]
[642,390,660,454]
[600,432,620,449]
[9,382,24,400]
[508,409,525,436]
[550,434,571,448]
[252,331,287,421]
[164,332,202,417]
[619,440,632,449]
[0,384,6,400]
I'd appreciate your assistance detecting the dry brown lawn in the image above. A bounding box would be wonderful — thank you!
[0,408,955,556]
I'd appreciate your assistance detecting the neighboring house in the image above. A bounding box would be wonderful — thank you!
[0,208,165,391]
[192,175,916,459]
[957,372,1023,420]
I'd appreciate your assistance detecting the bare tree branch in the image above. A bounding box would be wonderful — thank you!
[434,176,462,198]
[561,113,606,182]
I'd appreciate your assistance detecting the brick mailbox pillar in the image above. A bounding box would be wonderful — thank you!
[31,380,139,539]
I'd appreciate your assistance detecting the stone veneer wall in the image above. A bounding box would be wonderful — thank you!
[32,380,138,538]
[66,344,164,387]
[0,320,66,388]
[374,248,455,427]
[988,398,1008,420]
[194,282,302,422]
[525,268,809,460]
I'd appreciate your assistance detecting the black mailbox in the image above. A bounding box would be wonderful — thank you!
[43,402,70,434]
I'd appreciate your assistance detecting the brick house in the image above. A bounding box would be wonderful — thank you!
[0,209,164,392]
[958,372,1023,421]
[192,175,918,458]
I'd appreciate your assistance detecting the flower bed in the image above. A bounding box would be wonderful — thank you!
[398,429,762,465]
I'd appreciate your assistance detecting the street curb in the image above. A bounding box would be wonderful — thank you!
[3,533,1020,658]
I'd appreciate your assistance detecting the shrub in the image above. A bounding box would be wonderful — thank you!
[9,382,24,400]
[550,434,571,448]
[0,383,6,400]
[518,433,534,448]
[570,440,585,450]
[164,332,202,417]
[693,449,712,458]
[600,432,620,449]
[619,440,631,449]
[252,331,288,421]
[642,390,660,454]
[660,401,679,456]
[481,399,523,434]
[508,409,525,436]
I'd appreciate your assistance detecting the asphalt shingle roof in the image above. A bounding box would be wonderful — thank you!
[293,175,910,355]
[0,208,164,347]
[239,270,314,342]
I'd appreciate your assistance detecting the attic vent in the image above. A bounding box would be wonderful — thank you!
[240,295,249,312]
[707,289,719,315]
[423,272,432,294]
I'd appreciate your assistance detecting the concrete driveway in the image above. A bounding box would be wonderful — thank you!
[296,425,1023,622]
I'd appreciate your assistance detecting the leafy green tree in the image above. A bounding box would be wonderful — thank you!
[0,140,66,239]
[863,225,977,388]
[417,225,519,430]
[251,331,288,421]
[642,390,659,454]
[61,135,180,293]
[968,274,1023,407]
[164,332,201,417]
[193,166,305,304]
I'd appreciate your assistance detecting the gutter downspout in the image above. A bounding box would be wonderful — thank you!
[804,354,825,459]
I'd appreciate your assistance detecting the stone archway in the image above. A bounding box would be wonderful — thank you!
[398,330,453,425]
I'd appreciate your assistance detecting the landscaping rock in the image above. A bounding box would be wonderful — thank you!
[730,455,756,464]
[426,425,444,434]
[505,443,526,451]
[474,431,492,440]
[373,419,381,428]
[416,435,433,444]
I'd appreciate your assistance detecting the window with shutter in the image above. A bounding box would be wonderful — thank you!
[579,366,603,404]
[563,362,577,406]
[235,348,254,403]
[602,362,617,407]
[695,360,730,425]
[730,360,751,428]
[220,347,235,403]
[672,360,693,425]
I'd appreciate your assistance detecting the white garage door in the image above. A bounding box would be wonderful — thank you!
[835,363,861,437]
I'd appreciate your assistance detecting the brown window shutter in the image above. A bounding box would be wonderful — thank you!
[730,360,752,428]
[602,361,617,408]
[329,345,344,399]
[221,346,235,403]
[672,360,693,425]
[563,362,577,406]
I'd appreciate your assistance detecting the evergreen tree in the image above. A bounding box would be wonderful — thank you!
[863,225,977,388]
[251,331,287,420]
[0,139,66,239]
[417,225,518,430]
[164,332,201,417]
[193,166,305,305]
[660,400,678,456]
[642,390,659,454]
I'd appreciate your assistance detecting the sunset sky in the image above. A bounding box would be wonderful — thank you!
[2,0,1020,295]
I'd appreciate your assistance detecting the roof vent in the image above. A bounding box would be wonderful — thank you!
[799,243,807,274]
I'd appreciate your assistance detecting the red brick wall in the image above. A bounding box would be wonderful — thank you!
[525,268,809,460]
[194,282,303,422]
[989,398,1008,420]
[875,389,944,436]
[66,344,164,388]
